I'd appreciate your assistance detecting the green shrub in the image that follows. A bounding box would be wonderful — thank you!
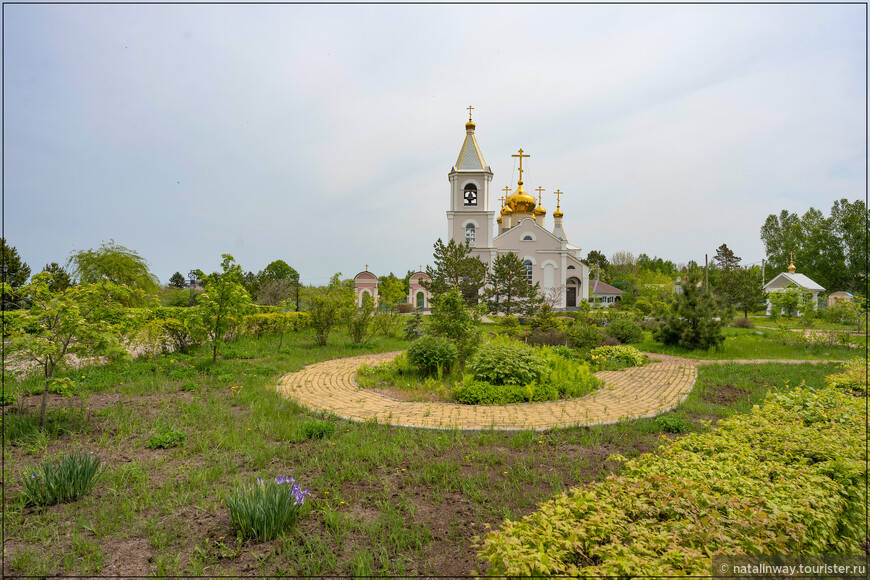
[527,328,569,347]
[477,384,866,576]
[407,335,458,375]
[589,345,646,368]
[603,318,643,344]
[144,426,186,450]
[496,315,522,338]
[22,451,102,506]
[468,339,546,386]
[824,358,866,395]
[0,390,18,406]
[634,299,653,316]
[226,476,310,541]
[453,377,556,405]
[654,415,693,433]
[567,323,604,350]
[300,420,336,440]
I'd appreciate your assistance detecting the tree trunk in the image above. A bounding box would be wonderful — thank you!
[39,361,55,429]
[212,343,218,363]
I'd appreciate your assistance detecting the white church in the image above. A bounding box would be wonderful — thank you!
[446,113,591,309]
[355,112,592,309]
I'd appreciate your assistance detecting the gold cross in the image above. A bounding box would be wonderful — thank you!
[535,186,545,204]
[502,186,511,197]
[498,195,505,208]
[554,189,563,209]
[365,264,368,272]
[511,149,530,183]
[419,265,423,272]
[467,105,474,121]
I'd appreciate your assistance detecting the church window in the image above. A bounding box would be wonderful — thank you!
[522,235,533,241]
[463,184,478,206]
[523,260,533,285]
[465,224,476,243]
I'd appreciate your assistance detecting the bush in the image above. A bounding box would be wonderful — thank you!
[300,420,336,440]
[478,384,866,576]
[453,377,558,405]
[638,319,660,332]
[540,350,602,398]
[732,316,755,328]
[22,451,102,506]
[429,286,480,361]
[825,358,866,395]
[567,323,604,350]
[654,278,727,350]
[527,328,569,347]
[226,476,310,541]
[144,426,186,450]
[496,315,522,338]
[634,299,653,316]
[603,318,643,344]
[407,335,458,375]
[589,345,646,368]
[468,340,547,386]
[396,303,414,314]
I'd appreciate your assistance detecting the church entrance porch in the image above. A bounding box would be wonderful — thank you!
[566,277,581,308]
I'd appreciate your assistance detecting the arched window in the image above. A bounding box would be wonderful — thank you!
[463,183,478,206]
[522,235,533,241]
[416,292,425,309]
[523,260,533,285]
[465,223,476,243]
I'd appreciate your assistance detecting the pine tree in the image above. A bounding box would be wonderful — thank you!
[713,243,742,308]
[484,252,543,316]
[422,238,486,307]
[654,275,727,350]
[169,272,187,289]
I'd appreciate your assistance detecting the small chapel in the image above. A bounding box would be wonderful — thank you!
[354,110,591,310]
[446,110,591,308]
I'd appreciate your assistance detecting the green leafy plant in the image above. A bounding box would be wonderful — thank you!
[654,415,693,433]
[407,335,458,375]
[825,358,866,395]
[467,339,546,386]
[478,382,866,576]
[22,451,103,506]
[566,322,604,350]
[300,420,336,440]
[191,254,254,362]
[654,276,727,350]
[144,426,186,450]
[589,345,646,369]
[603,318,643,344]
[428,286,480,361]
[226,476,310,541]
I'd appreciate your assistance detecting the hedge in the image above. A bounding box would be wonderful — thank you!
[477,383,866,576]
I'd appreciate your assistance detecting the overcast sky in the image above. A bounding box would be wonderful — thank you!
[5,3,865,285]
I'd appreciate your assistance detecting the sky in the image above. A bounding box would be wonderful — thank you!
[4,3,866,285]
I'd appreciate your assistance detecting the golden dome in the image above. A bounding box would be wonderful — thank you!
[506,181,536,214]
[553,207,564,218]
[501,205,513,215]
[497,215,502,224]
[534,205,546,216]
[465,120,476,130]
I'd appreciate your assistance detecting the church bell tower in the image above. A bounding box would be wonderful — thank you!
[447,107,494,258]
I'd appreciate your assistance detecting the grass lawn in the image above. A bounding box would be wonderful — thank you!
[637,327,861,360]
[746,315,858,332]
[1,327,852,576]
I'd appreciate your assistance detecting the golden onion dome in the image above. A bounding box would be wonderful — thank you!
[506,181,536,214]
[534,204,546,216]
[465,120,476,130]
[501,204,513,215]
[497,214,502,224]
[553,207,564,218]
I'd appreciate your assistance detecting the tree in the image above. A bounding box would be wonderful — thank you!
[261,260,299,283]
[346,292,376,344]
[760,200,868,292]
[731,266,767,318]
[168,272,187,289]
[373,275,408,337]
[654,274,728,350]
[428,286,480,361]
[713,243,742,308]
[256,279,297,307]
[1,238,31,308]
[423,239,486,306]
[484,252,543,316]
[9,273,145,427]
[306,274,355,346]
[41,263,72,293]
[585,250,609,276]
[67,240,159,305]
[191,254,254,362]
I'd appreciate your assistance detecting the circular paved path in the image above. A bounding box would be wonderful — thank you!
[276,352,703,431]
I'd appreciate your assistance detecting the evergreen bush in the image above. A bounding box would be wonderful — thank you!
[654,277,727,350]
[467,339,547,386]
[603,318,643,344]
[567,322,604,350]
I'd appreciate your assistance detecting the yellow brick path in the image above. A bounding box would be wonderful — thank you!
[276,352,698,431]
